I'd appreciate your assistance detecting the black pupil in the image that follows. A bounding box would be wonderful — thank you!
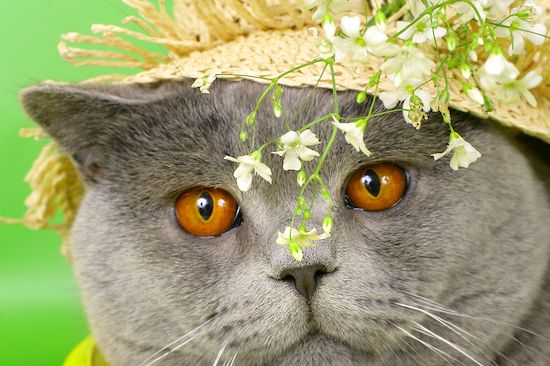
[361,169,381,197]
[197,192,214,220]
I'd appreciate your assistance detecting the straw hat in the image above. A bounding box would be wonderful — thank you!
[57,0,550,143]
[3,0,550,254]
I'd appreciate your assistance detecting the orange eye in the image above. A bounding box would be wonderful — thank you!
[175,188,241,236]
[345,163,408,212]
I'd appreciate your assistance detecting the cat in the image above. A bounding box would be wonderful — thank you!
[21,79,550,366]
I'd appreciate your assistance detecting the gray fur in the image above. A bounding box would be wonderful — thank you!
[21,80,550,365]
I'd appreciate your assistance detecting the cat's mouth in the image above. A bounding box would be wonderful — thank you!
[272,329,375,365]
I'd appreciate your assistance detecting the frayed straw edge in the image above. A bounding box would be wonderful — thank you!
[0,137,84,260]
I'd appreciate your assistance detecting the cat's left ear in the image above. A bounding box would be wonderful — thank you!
[20,83,148,182]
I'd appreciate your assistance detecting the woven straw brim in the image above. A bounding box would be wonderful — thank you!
[102,27,550,144]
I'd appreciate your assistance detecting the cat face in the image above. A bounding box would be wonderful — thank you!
[22,80,550,365]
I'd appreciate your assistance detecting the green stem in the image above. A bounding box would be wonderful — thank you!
[215,73,273,81]
[288,60,339,243]
[298,114,334,132]
[286,63,330,131]
[337,109,409,121]
[488,21,550,39]
[249,58,327,150]
[367,73,382,117]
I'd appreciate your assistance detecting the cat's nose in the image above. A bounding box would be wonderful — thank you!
[280,264,328,301]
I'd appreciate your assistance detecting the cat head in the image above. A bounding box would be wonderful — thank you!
[21,80,550,365]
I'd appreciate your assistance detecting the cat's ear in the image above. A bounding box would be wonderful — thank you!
[20,83,142,182]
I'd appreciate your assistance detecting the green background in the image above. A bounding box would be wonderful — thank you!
[0,1,149,364]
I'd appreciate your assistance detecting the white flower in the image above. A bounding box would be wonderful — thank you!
[380,84,432,130]
[432,133,481,170]
[495,15,547,55]
[454,0,514,23]
[379,88,410,109]
[478,53,519,92]
[332,117,372,156]
[333,16,390,62]
[305,0,348,22]
[191,74,216,94]
[276,226,327,261]
[485,0,513,18]
[381,45,435,88]
[272,129,320,171]
[224,153,272,192]
[463,84,485,105]
[309,27,334,58]
[496,71,543,107]
[453,0,486,24]
[396,14,447,44]
[521,0,543,21]
[477,55,542,106]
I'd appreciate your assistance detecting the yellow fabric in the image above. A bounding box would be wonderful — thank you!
[63,336,110,366]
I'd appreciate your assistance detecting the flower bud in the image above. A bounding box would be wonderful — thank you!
[273,102,283,118]
[271,86,283,118]
[356,91,367,104]
[303,209,311,221]
[438,89,450,104]
[460,63,471,79]
[483,95,495,113]
[446,34,457,51]
[375,10,387,29]
[322,13,336,39]
[322,215,333,234]
[297,170,307,187]
[246,111,257,125]
[239,129,248,142]
[463,84,484,105]
[289,240,303,262]
[321,187,331,201]
[249,150,262,161]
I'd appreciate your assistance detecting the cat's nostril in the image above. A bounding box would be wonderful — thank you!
[314,268,327,281]
[282,274,295,285]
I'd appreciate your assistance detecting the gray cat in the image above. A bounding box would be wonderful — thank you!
[21,79,550,365]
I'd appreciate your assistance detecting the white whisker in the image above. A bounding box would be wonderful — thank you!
[140,318,214,366]
[227,349,240,366]
[402,291,457,313]
[395,324,459,365]
[402,297,550,363]
[511,335,550,363]
[413,322,485,366]
[212,339,230,366]
[402,293,550,344]
[395,302,502,366]
[402,338,434,365]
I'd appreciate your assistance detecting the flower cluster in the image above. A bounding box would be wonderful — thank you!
[193,0,548,261]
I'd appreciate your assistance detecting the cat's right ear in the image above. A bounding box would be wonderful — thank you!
[20,83,139,183]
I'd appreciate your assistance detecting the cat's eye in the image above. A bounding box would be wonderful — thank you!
[345,163,408,212]
[175,188,242,236]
